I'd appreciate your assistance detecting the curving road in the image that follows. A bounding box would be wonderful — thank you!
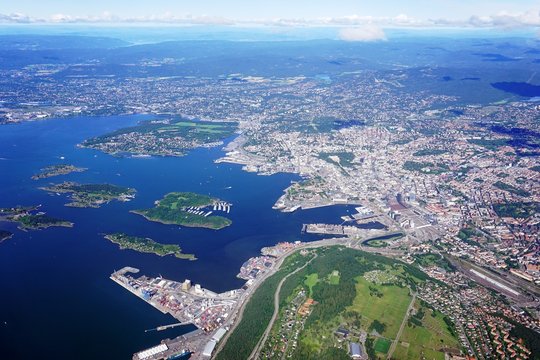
[213,247,301,358]
[214,236,400,360]
[249,253,318,360]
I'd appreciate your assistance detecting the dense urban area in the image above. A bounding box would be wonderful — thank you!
[0,36,539,360]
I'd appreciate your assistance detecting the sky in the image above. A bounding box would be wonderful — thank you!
[1,0,540,25]
[1,1,540,41]
[1,0,533,19]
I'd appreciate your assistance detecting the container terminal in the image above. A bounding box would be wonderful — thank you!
[113,242,303,359]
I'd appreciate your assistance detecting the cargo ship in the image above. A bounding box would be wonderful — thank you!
[167,350,192,360]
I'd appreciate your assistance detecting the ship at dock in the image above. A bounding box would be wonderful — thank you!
[167,350,192,360]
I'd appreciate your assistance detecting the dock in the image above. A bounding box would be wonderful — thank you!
[145,322,192,333]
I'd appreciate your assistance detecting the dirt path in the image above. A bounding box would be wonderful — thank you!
[387,291,417,359]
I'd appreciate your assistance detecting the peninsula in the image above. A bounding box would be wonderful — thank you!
[0,230,13,242]
[104,233,196,260]
[31,164,87,180]
[41,182,136,208]
[132,192,232,230]
[81,119,237,157]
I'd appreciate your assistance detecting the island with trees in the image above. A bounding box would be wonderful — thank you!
[31,164,87,180]
[0,206,73,230]
[41,182,136,208]
[132,192,232,230]
[104,233,196,260]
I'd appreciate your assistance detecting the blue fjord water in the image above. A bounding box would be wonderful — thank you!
[0,115,354,359]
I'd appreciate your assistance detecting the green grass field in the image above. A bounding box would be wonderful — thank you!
[349,276,412,339]
[364,239,388,247]
[374,338,391,354]
[328,270,340,285]
[219,247,442,360]
[304,273,319,297]
[392,300,460,360]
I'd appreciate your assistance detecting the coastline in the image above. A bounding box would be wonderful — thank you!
[0,232,13,243]
[18,221,74,231]
[104,233,197,260]
[130,210,232,230]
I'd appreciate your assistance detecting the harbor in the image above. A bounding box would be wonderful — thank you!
[117,242,304,359]
[110,268,239,332]
[133,330,204,360]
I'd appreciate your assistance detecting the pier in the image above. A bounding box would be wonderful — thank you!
[145,321,192,332]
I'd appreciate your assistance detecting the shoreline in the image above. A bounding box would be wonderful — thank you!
[104,233,197,260]
[130,210,232,230]
[0,232,13,243]
[18,222,74,231]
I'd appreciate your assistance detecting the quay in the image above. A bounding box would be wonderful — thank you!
[133,329,204,360]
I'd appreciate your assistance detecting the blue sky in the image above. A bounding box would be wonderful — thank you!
[3,0,533,19]
[2,0,540,25]
[1,0,540,42]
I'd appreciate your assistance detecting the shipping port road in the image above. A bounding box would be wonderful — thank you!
[212,246,299,357]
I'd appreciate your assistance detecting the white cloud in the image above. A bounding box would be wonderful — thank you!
[478,8,540,28]
[0,12,33,23]
[43,12,235,25]
[428,8,540,28]
[338,25,386,42]
[50,14,74,23]
[181,15,235,25]
[0,8,540,30]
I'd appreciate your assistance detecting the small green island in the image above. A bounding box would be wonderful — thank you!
[132,192,232,230]
[0,206,73,230]
[40,182,136,208]
[0,229,13,242]
[104,233,196,260]
[31,164,87,180]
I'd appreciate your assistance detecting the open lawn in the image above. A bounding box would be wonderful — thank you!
[392,301,459,360]
[236,247,434,359]
[304,273,319,297]
[348,276,411,339]
[374,337,391,354]
[328,270,340,285]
